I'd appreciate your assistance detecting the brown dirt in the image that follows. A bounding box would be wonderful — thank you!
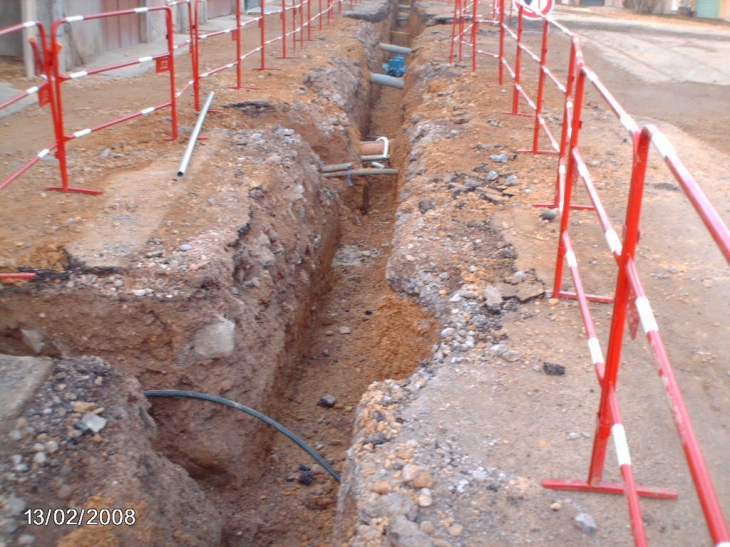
[1,2,729,547]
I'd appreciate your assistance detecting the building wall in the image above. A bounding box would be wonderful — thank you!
[0,0,23,57]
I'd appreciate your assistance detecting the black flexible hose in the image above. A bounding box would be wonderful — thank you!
[144,389,341,483]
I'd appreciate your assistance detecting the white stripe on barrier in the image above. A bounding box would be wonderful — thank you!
[619,112,639,134]
[585,69,598,84]
[588,337,603,365]
[69,71,88,79]
[651,131,675,160]
[612,424,631,467]
[26,86,39,95]
[201,71,210,78]
[66,15,85,23]
[73,128,92,138]
[23,21,37,28]
[577,161,590,180]
[138,56,153,64]
[134,6,150,13]
[565,250,577,269]
[141,107,155,115]
[635,296,659,334]
[715,543,730,547]
[37,149,50,158]
[605,229,622,255]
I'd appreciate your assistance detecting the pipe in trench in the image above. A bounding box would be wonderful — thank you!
[370,73,404,89]
[144,389,341,482]
[379,42,412,55]
[322,168,398,178]
[177,91,215,177]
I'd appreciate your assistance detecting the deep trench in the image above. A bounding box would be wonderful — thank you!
[192,10,431,547]
[0,6,431,546]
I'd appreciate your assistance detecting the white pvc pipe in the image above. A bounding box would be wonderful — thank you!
[370,73,404,89]
[177,91,215,177]
[379,42,412,55]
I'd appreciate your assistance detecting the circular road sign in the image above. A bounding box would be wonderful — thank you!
[513,0,555,19]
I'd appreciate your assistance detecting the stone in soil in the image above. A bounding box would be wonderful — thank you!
[543,362,566,376]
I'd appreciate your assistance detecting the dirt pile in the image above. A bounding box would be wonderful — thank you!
[0,355,221,547]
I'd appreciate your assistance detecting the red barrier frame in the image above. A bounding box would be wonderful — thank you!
[0,21,56,193]
[49,6,178,194]
[0,20,58,281]
[542,58,730,547]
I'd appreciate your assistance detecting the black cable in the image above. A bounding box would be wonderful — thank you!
[144,389,341,483]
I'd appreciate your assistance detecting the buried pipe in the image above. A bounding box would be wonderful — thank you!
[144,389,341,483]
[379,42,412,55]
[370,73,404,89]
[177,91,215,177]
[322,168,398,178]
[321,163,354,173]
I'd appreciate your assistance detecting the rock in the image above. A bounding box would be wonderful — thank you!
[490,153,508,163]
[372,481,392,495]
[417,488,433,507]
[420,520,435,534]
[387,515,434,547]
[433,541,453,547]
[317,394,337,408]
[33,451,47,465]
[448,524,464,537]
[71,401,97,414]
[484,285,503,308]
[298,468,315,485]
[516,282,545,302]
[363,492,418,522]
[413,471,434,489]
[0,356,54,423]
[540,210,557,221]
[81,412,107,433]
[574,512,598,534]
[18,534,35,545]
[132,289,147,297]
[402,464,420,482]
[543,362,566,376]
[550,502,562,511]
[2,494,27,517]
[192,318,236,359]
[20,329,45,354]
[339,326,352,334]
[418,200,436,213]
[505,174,520,186]
[179,244,193,251]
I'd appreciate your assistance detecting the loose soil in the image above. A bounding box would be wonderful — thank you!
[0,2,728,547]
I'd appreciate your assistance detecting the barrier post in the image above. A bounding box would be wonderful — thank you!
[498,0,505,85]
[48,6,178,194]
[510,6,524,115]
[471,0,478,72]
[307,0,313,40]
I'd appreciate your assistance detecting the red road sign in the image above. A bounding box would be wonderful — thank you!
[513,0,555,19]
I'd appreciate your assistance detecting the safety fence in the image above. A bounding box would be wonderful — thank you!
[0,0,348,279]
[450,0,730,545]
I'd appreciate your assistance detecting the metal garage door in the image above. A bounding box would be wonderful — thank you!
[102,0,141,50]
[695,0,720,17]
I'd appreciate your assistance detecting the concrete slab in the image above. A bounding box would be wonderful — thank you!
[0,354,53,424]
[0,82,38,120]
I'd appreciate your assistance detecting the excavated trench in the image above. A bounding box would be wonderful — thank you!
[0,2,438,546]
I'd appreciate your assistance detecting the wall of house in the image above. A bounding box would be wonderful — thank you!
[0,0,23,57]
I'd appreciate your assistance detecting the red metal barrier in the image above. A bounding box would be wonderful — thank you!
[0,20,58,281]
[0,21,56,194]
[49,6,178,194]
[450,0,730,542]
[541,57,730,547]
